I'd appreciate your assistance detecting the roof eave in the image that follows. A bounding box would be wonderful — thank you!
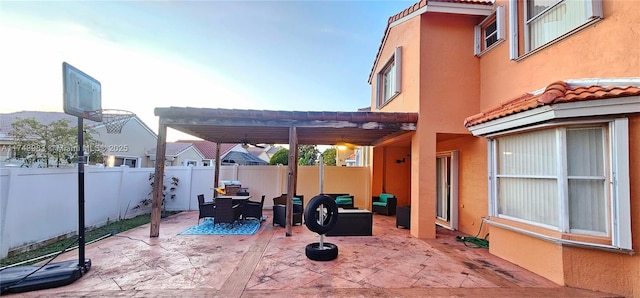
[368,1,493,84]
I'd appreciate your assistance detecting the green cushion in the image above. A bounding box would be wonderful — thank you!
[379,193,394,203]
[335,196,353,204]
[372,202,387,207]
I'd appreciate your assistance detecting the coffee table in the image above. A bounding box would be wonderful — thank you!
[326,208,372,236]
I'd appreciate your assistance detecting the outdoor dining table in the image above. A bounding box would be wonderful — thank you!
[217,195,252,220]
[216,195,251,205]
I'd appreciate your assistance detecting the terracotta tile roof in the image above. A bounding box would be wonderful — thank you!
[147,142,194,156]
[369,0,493,83]
[388,0,491,23]
[177,140,236,159]
[464,81,640,127]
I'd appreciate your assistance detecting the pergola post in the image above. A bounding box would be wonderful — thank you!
[214,142,221,198]
[150,123,167,237]
[286,126,298,236]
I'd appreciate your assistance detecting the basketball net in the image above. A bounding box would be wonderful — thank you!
[87,109,135,134]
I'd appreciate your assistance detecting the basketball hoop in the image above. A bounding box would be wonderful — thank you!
[87,109,135,134]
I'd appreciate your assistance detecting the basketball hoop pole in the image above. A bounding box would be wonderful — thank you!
[0,61,94,294]
[77,117,87,272]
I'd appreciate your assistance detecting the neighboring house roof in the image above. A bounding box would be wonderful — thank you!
[222,151,268,166]
[245,146,263,155]
[266,146,283,157]
[147,142,197,157]
[464,79,640,127]
[94,116,157,139]
[246,146,267,159]
[176,140,235,159]
[368,0,493,83]
[0,111,154,139]
[246,145,281,163]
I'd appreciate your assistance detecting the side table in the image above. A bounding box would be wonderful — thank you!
[396,206,410,229]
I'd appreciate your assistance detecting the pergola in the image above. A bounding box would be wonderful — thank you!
[150,107,418,237]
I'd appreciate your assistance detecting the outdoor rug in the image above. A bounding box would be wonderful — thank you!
[179,218,260,235]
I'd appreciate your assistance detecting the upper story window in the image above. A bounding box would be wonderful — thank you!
[475,6,505,56]
[485,21,498,47]
[509,0,603,60]
[376,47,402,108]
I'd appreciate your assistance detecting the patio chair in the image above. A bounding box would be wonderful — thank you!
[197,194,215,224]
[213,197,242,226]
[243,195,266,220]
[372,193,397,215]
[272,194,303,227]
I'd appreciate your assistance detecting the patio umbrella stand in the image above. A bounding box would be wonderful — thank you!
[304,156,339,261]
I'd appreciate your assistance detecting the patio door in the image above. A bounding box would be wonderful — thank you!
[436,151,458,230]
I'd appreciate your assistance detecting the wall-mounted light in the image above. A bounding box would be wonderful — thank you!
[335,141,349,151]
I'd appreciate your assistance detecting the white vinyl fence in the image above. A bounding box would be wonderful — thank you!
[0,164,370,259]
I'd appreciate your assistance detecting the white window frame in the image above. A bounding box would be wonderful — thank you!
[509,0,603,60]
[112,156,140,168]
[376,47,402,108]
[486,118,631,251]
[122,157,138,168]
[474,6,505,56]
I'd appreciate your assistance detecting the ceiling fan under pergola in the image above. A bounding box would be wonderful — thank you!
[240,135,267,149]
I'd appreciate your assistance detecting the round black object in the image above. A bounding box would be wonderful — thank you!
[305,242,338,261]
[304,194,339,234]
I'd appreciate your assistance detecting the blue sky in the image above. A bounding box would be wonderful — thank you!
[0,0,413,140]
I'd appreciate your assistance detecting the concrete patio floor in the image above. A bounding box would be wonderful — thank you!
[13,210,618,297]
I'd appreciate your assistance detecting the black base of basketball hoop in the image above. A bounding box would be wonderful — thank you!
[86,109,135,134]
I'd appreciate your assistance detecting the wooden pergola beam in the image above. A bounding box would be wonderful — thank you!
[214,142,221,198]
[286,127,298,236]
[150,123,167,237]
[150,107,418,238]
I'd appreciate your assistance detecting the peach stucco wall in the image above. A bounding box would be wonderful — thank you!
[373,146,411,207]
[371,12,484,239]
[476,1,640,296]
[370,17,421,113]
[420,13,483,135]
[489,227,566,284]
[436,135,488,237]
[371,0,639,296]
[296,166,371,210]
[480,0,640,109]
[411,13,484,238]
[371,16,433,237]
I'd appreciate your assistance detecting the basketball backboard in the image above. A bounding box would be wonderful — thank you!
[63,62,102,122]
